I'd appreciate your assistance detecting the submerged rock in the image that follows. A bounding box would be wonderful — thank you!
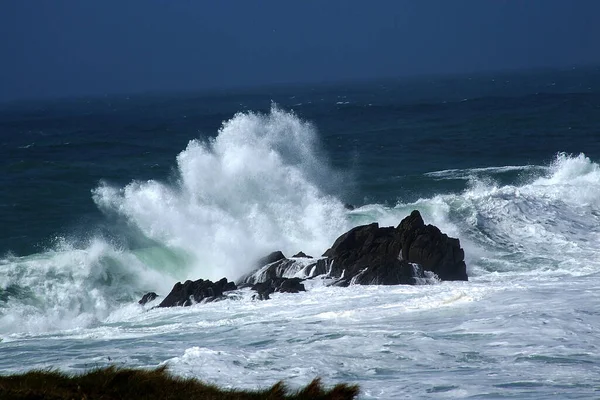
[157,277,237,308]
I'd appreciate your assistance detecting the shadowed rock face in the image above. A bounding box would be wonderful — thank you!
[251,277,306,300]
[256,251,286,267]
[323,223,406,285]
[154,210,467,307]
[323,210,467,283]
[331,260,427,287]
[396,210,467,281]
[244,210,467,287]
[157,278,237,308]
[138,292,158,305]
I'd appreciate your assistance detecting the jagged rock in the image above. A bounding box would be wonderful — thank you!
[322,222,409,285]
[397,210,467,281]
[242,210,466,287]
[292,251,313,258]
[223,280,237,291]
[277,277,306,293]
[157,277,237,308]
[154,210,466,309]
[138,292,158,305]
[323,210,467,284]
[251,277,305,300]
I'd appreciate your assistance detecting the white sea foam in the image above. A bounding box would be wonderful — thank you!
[3,278,597,399]
[2,104,600,361]
[2,145,600,399]
[0,238,168,335]
[408,153,600,278]
[1,106,350,334]
[93,106,349,282]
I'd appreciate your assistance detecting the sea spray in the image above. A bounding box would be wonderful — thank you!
[0,238,167,334]
[93,106,350,282]
[399,152,600,278]
[3,122,600,337]
[1,106,351,335]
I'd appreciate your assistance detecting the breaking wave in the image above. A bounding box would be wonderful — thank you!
[1,106,350,334]
[1,103,599,335]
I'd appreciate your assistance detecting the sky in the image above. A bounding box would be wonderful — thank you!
[1,0,600,102]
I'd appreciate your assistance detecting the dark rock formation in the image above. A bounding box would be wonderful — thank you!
[323,210,467,283]
[332,262,427,287]
[292,251,313,258]
[251,277,306,300]
[157,277,237,308]
[256,251,286,267]
[243,210,465,289]
[151,210,467,308]
[397,210,467,281]
[323,223,412,285]
[138,292,158,305]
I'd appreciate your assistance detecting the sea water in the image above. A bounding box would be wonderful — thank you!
[1,68,600,398]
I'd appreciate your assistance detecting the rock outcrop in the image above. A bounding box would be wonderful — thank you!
[323,210,467,283]
[244,210,467,288]
[396,210,467,281]
[157,278,237,308]
[138,292,158,305]
[323,223,408,285]
[251,277,306,300]
[150,210,467,307]
[256,251,286,267]
[292,251,313,258]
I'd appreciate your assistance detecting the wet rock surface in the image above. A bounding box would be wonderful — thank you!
[157,278,237,308]
[152,210,467,307]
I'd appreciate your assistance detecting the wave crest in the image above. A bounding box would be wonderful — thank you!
[93,105,349,281]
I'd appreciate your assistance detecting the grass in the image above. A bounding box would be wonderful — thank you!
[0,365,360,400]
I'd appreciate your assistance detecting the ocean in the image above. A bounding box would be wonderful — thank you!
[1,67,600,398]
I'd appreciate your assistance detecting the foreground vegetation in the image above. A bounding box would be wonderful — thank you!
[0,365,360,400]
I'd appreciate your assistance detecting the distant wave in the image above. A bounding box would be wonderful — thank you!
[425,165,545,180]
[413,153,600,277]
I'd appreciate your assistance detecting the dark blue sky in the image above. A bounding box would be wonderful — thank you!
[2,0,599,101]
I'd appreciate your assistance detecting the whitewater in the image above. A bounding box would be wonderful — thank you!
[1,103,600,398]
